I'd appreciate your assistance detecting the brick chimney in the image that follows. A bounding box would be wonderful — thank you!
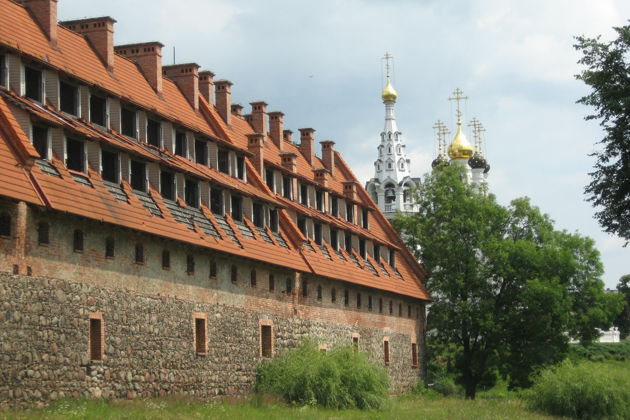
[320,140,335,177]
[61,17,116,71]
[269,111,284,151]
[313,168,329,187]
[250,101,267,134]
[299,128,315,164]
[19,0,58,47]
[247,133,265,175]
[281,152,297,173]
[343,181,358,201]
[115,42,164,94]
[283,130,293,144]
[244,114,253,125]
[163,63,200,111]
[231,104,243,117]
[215,80,232,125]
[199,70,215,104]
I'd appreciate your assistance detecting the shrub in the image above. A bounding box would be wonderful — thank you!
[431,375,460,396]
[255,342,389,409]
[569,341,630,362]
[526,360,630,419]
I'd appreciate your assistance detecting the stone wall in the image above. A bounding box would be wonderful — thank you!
[0,200,426,407]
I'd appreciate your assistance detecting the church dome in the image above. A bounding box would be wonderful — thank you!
[468,152,487,169]
[431,154,450,168]
[381,79,398,102]
[484,163,491,174]
[447,124,474,159]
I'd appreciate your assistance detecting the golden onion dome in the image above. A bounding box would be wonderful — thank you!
[447,123,474,159]
[381,78,398,102]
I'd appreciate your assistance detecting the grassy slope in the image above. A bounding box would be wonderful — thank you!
[0,395,561,420]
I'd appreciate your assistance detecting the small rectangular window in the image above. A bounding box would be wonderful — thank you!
[195,139,208,165]
[368,295,373,311]
[317,285,322,300]
[32,125,48,159]
[24,66,42,101]
[315,190,323,211]
[231,265,237,283]
[59,80,77,115]
[412,343,418,367]
[160,170,175,201]
[194,316,207,354]
[331,196,338,217]
[359,239,366,259]
[147,118,161,147]
[265,168,274,191]
[297,218,306,236]
[344,289,349,306]
[210,188,223,215]
[250,269,257,287]
[185,179,199,208]
[37,222,49,245]
[175,131,187,157]
[389,300,393,315]
[261,325,272,358]
[282,176,292,199]
[345,233,352,252]
[121,107,136,138]
[269,274,275,291]
[187,255,195,274]
[0,213,10,237]
[253,203,264,228]
[101,150,119,183]
[384,340,390,364]
[162,250,170,269]
[236,155,245,179]
[130,161,146,192]
[89,317,103,361]
[105,237,115,258]
[399,303,403,317]
[90,94,106,126]
[285,277,292,293]
[389,249,396,268]
[379,298,383,313]
[331,288,337,303]
[374,245,381,263]
[314,223,322,245]
[300,184,308,205]
[408,305,412,318]
[302,279,308,297]
[218,150,229,174]
[231,195,242,221]
[209,260,217,278]
[346,202,354,223]
[330,229,338,250]
[357,293,361,308]
[66,138,85,172]
[270,209,279,233]
[362,208,369,229]
[135,243,144,264]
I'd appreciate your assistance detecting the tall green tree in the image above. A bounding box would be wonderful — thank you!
[616,274,630,338]
[574,23,630,243]
[394,165,622,399]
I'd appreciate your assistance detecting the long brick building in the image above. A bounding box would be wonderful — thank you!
[0,0,430,405]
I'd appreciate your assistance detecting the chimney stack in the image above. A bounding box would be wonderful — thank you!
[269,111,284,151]
[215,80,232,125]
[115,42,164,94]
[163,63,200,111]
[246,133,265,175]
[231,104,243,117]
[250,101,268,134]
[320,140,335,177]
[313,168,329,188]
[343,181,358,201]
[199,70,215,104]
[283,130,293,144]
[299,128,315,164]
[61,17,116,71]
[281,152,297,173]
[20,0,58,46]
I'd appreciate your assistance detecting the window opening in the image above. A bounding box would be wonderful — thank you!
[389,249,396,268]
[331,288,337,303]
[297,218,306,236]
[101,150,118,183]
[368,295,373,311]
[66,138,84,172]
[0,213,11,237]
[314,223,322,245]
[73,229,84,252]
[231,265,237,283]
[302,279,308,297]
[59,80,77,115]
[89,317,103,361]
[195,139,208,165]
[399,303,402,316]
[300,184,308,205]
[105,237,115,258]
[265,168,274,191]
[231,195,243,221]
[195,317,207,354]
[282,175,292,199]
[331,196,338,216]
[374,245,381,263]
[285,277,292,293]
[147,118,161,147]
[253,203,263,228]
[250,269,257,287]
[260,325,272,358]
[379,298,383,313]
[362,208,369,229]
[32,125,48,159]
[357,293,361,308]
[185,179,199,208]
[135,243,144,264]
[345,233,352,252]
[37,222,49,245]
[317,285,322,300]
[344,289,349,306]
[269,274,275,291]
[346,202,354,223]
[384,340,390,364]
[210,188,223,215]
[359,238,366,259]
[236,155,245,179]
[330,229,338,250]
[187,255,195,274]
[160,170,175,201]
[130,161,146,192]
[90,94,106,126]
[175,131,186,157]
[24,66,42,101]
[315,190,323,211]
[121,107,136,138]
[269,209,279,233]
[209,260,217,278]
[217,150,229,174]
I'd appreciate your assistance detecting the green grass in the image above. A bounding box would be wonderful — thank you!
[0,394,561,420]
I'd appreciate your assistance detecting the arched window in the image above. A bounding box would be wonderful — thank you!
[384,183,396,204]
[388,146,392,154]
[403,186,411,203]
[396,145,402,154]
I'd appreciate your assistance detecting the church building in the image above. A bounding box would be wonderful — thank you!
[0,0,430,406]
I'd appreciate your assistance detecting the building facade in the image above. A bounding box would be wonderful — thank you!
[0,0,430,407]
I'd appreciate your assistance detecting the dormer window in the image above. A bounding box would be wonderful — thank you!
[185,179,199,208]
[195,139,208,165]
[130,160,146,192]
[32,125,48,159]
[0,54,6,87]
[210,188,223,215]
[297,218,306,236]
[315,190,323,211]
[314,223,322,245]
[270,208,279,232]
[121,107,137,138]
[331,196,339,217]
[90,94,107,126]
[101,149,119,183]
[330,229,338,250]
[346,202,354,223]
[59,80,78,115]
[300,184,308,206]
[65,138,85,172]
[24,66,42,102]
[265,167,275,192]
[359,238,366,259]
[389,249,396,268]
[362,208,369,229]
[282,175,293,200]
[374,244,381,262]
[147,118,161,147]
[218,149,229,174]
[175,131,187,157]
[231,195,243,221]
[345,232,352,252]
[160,170,175,201]
[236,155,245,180]
[253,202,264,228]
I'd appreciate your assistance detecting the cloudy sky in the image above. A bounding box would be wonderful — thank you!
[59,0,629,288]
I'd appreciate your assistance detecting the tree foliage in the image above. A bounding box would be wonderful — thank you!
[574,23,630,243]
[616,274,630,338]
[393,165,622,399]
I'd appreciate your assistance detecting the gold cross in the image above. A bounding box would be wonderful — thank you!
[432,120,450,155]
[382,52,394,79]
[448,88,468,122]
[468,118,485,153]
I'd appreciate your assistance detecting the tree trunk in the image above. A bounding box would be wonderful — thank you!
[465,382,477,400]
